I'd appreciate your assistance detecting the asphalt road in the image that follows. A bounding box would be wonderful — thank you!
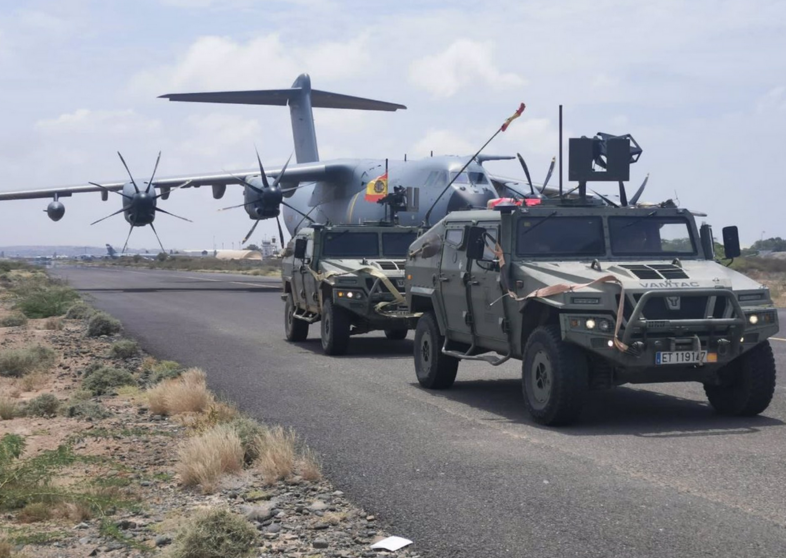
[56,266,786,558]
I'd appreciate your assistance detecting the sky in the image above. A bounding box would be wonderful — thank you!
[0,0,784,250]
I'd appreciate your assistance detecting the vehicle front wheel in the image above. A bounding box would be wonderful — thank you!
[414,312,458,389]
[522,325,589,426]
[384,329,408,341]
[321,298,350,356]
[704,341,776,416]
[284,293,309,342]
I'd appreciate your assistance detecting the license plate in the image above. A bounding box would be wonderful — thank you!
[656,351,713,365]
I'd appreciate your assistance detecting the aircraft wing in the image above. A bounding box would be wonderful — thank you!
[0,161,351,201]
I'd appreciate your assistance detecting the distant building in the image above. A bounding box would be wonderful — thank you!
[260,238,279,259]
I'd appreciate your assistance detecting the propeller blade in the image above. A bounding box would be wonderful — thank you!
[121,225,134,253]
[516,153,535,195]
[149,222,166,254]
[281,200,316,222]
[541,157,556,192]
[154,206,193,222]
[618,181,628,207]
[255,146,270,189]
[217,200,257,212]
[117,152,139,193]
[270,153,293,190]
[242,219,260,244]
[152,180,193,200]
[276,215,286,247]
[549,185,579,198]
[90,207,126,226]
[281,182,313,194]
[147,151,162,193]
[223,168,264,195]
[89,182,132,200]
[629,173,650,205]
[590,189,620,208]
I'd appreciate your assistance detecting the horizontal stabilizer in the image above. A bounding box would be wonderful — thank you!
[159,89,406,112]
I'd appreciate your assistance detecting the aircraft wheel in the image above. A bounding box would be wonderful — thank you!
[284,293,309,342]
[704,341,776,416]
[321,298,350,355]
[414,312,458,389]
[384,329,408,341]
[522,325,588,426]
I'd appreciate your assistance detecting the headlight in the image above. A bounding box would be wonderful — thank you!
[749,314,759,325]
[585,319,596,330]
[598,320,611,332]
[337,290,363,300]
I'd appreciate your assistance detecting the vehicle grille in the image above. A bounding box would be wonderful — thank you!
[620,264,689,280]
[366,278,406,293]
[616,294,729,321]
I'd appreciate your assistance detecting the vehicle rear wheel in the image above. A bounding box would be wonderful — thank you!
[522,325,589,426]
[704,341,776,416]
[414,312,458,389]
[321,298,350,356]
[384,329,408,341]
[284,293,308,342]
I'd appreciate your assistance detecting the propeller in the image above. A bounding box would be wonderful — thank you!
[590,189,620,208]
[542,157,555,190]
[516,153,535,195]
[629,173,650,206]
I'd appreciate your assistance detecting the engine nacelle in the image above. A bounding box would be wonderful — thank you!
[46,200,65,222]
[212,184,227,200]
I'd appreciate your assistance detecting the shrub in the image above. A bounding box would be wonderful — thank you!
[18,501,52,523]
[0,345,56,377]
[256,426,297,484]
[147,368,212,416]
[169,509,257,558]
[227,416,267,465]
[82,367,136,395]
[0,398,17,421]
[43,317,64,330]
[0,540,11,558]
[65,302,94,320]
[176,424,244,492]
[63,400,111,420]
[14,285,79,318]
[0,313,27,327]
[298,447,322,482]
[80,361,104,378]
[86,312,122,337]
[109,340,138,359]
[140,359,183,387]
[23,393,60,418]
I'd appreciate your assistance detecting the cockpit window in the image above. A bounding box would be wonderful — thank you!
[449,172,488,185]
[323,232,379,257]
[609,217,695,256]
[382,232,417,257]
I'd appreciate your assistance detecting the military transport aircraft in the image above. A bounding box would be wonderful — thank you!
[0,73,564,251]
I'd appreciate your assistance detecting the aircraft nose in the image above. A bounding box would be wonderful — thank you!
[447,187,496,213]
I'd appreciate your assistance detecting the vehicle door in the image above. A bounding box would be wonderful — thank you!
[300,237,320,313]
[469,224,508,351]
[437,223,472,343]
[290,235,308,310]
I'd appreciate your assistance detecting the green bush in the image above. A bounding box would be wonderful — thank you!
[14,285,79,319]
[109,340,138,359]
[0,345,56,377]
[80,362,104,378]
[0,313,28,327]
[23,394,60,418]
[86,312,122,337]
[82,367,136,395]
[65,302,94,320]
[140,360,183,387]
[63,400,111,420]
[227,416,267,465]
[169,509,257,558]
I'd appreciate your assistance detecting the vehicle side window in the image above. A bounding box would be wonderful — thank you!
[445,228,464,247]
[482,227,498,261]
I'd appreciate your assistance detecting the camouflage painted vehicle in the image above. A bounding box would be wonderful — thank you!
[282,223,420,355]
[405,201,779,425]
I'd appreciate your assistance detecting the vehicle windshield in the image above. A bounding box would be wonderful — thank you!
[609,217,695,256]
[382,232,417,257]
[516,216,605,257]
[323,232,379,258]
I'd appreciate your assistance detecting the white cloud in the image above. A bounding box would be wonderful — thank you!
[756,86,786,114]
[36,109,161,137]
[411,129,475,158]
[408,39,525,99]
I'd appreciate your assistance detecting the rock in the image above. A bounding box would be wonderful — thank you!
[332,491,344,497]
[76,522,90,530]
[309,500,329,512]
[155,534,172,547]
[265,524,282,534]
[313,538,329,549]
[239,503,276,522]
[312,522,330,530]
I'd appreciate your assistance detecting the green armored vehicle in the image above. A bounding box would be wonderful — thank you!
[282,223,420,355]
[406,134,778,425]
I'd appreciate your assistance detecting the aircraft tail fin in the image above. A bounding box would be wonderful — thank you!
[160,74,406,164]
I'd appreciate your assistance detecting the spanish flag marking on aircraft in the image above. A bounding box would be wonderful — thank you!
[365,172,388,202]
[501,103,526,132]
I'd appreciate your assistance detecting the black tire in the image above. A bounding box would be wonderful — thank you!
[522,325,589,426]
[414,312,458,389]
[704,341,776,416]
[384,329,408,341]
[284,293,309,342]
[321,298,350,356]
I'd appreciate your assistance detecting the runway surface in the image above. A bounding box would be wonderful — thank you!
[56,266,786,558]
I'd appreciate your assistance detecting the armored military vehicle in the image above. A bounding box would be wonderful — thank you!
[405,134,779,425]
[282,223,420,355]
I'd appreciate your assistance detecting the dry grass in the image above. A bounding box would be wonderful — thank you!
[57,501,92,522]
[17,502,52,523]
[298,447,323,482]
[0,540,11,558]
[256,426,297,485]
[176,424,244,493]
[147,368,213,416]
[17,370,47,392]
[322,511,348,525]
[43,317,64,331]
[0,397,16,420]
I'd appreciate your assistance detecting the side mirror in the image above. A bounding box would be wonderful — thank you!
[466,226,486,261]
[294,238,307,260]
[722,226,741,259]
[699,224,715,260]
